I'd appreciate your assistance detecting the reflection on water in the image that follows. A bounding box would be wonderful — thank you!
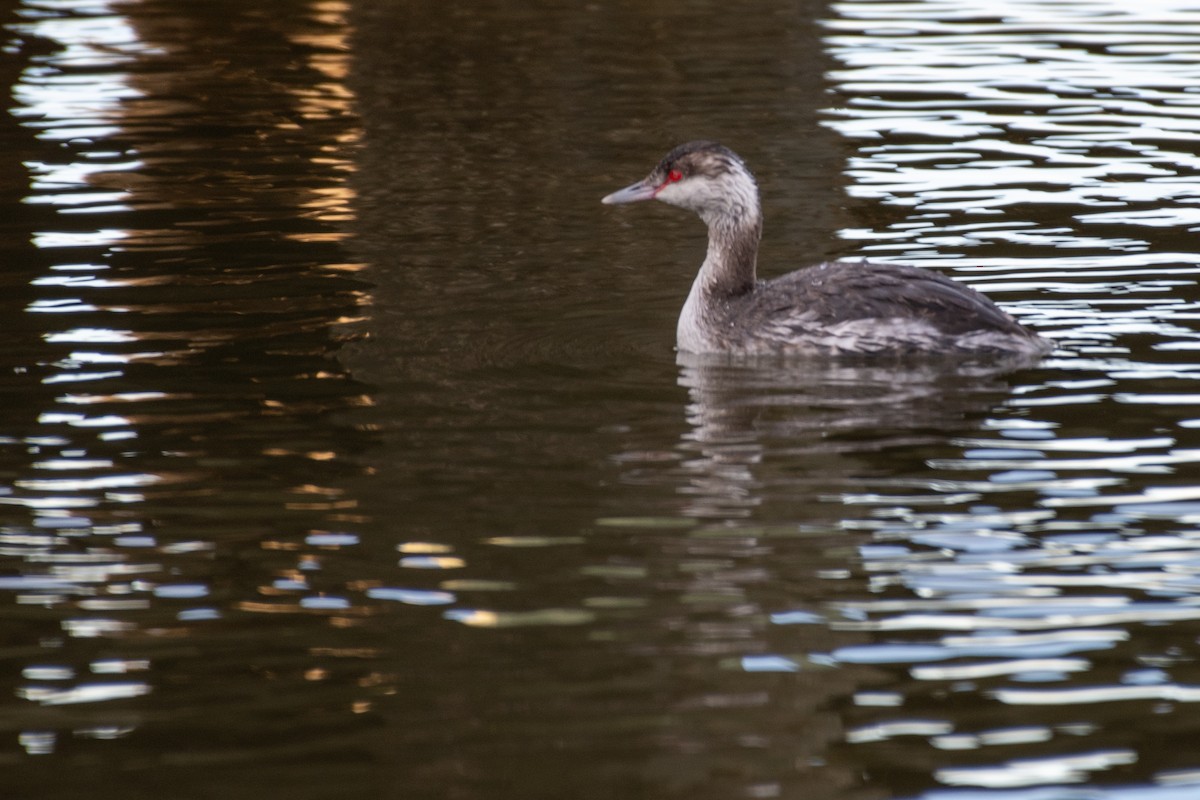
[6,0,1200,798]
[0,0,375,791]
[674,353,1030,520]
[824,0,1200,360]
[814,2,1200,796]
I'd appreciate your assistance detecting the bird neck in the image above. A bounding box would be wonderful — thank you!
[697,212,761,298]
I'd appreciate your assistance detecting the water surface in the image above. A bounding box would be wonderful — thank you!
[4,0,1200,798]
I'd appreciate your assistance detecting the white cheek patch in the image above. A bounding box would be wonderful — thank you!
[657,174,757,220]
[655,181,700,206]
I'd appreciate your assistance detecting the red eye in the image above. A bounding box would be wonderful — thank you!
[668,169,683,183]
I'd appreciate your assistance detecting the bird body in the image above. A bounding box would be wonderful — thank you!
[603,141,1051,357]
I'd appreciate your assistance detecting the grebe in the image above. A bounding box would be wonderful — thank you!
[602,141,1051,357]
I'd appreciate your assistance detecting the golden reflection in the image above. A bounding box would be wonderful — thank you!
[309,647,382,659]
[356,673,389,688]
[282,0,360,234]
[290,484,339,497]
[452,609,500,628]
[284,498,357,511]
[264,448,339,461]
[5,0,374,756]
[447,608,597,628]
[6,0,368,585]
[397,541,454,554]
[237,601,305,615]
[56,391,171,405]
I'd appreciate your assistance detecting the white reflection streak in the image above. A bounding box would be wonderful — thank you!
[1044,484,1200,507]
[6,3,161,531]
[19,682,150,706]
[16,473,157,492]
[929,450,1200,473]
[838,605,1200,632]
[937,749,1137,788]
[995,684,1200,705]
[846,720,954,744]
[0,23,169,738]
[911,658,1090,680]
[821,0,1200,324]
[44,328,136,344]
[15,2,143,286]
[952,436,1175,453]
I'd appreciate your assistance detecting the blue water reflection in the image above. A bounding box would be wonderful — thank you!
[814,0,1200,794]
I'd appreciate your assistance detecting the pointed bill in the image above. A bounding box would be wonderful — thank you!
[602,179,658,205]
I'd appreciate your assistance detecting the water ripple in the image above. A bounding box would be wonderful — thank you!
[816,2,1200,795]
[824,0,1200,366]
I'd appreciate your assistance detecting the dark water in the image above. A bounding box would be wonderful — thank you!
[5,0,1200,798]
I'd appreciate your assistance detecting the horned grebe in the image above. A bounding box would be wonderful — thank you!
[602,141,1051,357]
